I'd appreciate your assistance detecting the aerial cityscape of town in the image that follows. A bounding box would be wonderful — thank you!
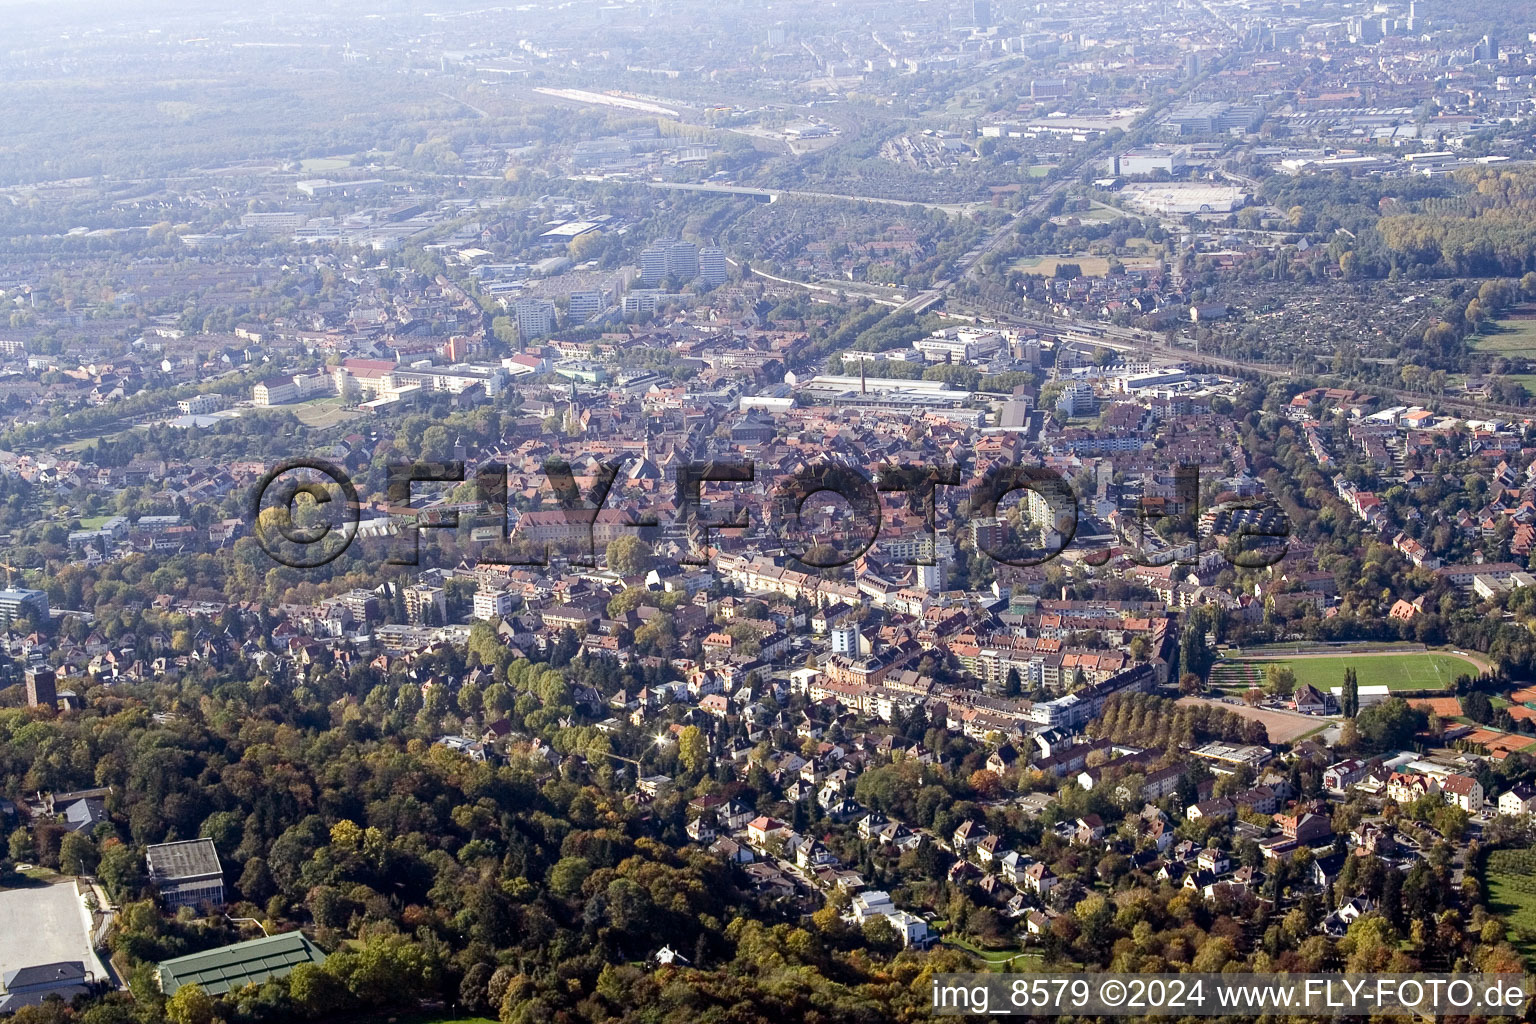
[6,0,1536,1020]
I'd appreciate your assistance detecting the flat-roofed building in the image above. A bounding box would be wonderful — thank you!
[0,589,48,627]
[566,290,605,321]
[699,246,728,285]
[472,587,518,620]
[178,395,222,415]
[1117,147,1186,176]
[1191,741,1273,774]
[512,299,556,339]
[146,838,225,911]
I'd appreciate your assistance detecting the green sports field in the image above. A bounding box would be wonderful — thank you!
[1212,652,1481,693]
[290,396,361,428]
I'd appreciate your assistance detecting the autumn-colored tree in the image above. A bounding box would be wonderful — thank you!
[165,984,214,1024]
[968,768,1002,800]
[605,535,652,575]
[679,725,709,774]
[1263,665,1296,697]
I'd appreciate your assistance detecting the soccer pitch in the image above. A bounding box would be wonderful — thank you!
[1234,652,1481,693]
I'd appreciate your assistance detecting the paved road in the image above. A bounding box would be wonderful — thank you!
[959,178,1073,284]
[641,178,992,213]
[950,306,1533,421]
[883,178,1077,316]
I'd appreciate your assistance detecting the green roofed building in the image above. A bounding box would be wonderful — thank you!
[156,931,326,996]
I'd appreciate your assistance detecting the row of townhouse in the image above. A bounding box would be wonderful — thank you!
[1302,420,1334,467]
[715,554,864,609]
[819,638,925,688]
[961,638,1131,693]
[1334,477,1390,530]
[1391,530,1441,569]
[1384,770,1485,812]
[801,674,927,723]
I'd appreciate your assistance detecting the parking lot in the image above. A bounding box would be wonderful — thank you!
[0,881,108,986]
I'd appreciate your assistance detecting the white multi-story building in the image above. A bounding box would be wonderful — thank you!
[699,246,728,285]
[873,532,955,564]
[390,364,506,398]
[253,369,330,407]
[0,588,49,626]
[622,291,660,316]
[1116,147,1187,176]
[1056,380,1097,417]
[1499,784,1536,817]
[639,239,703,284]
[240,211,308,233]
[1440,773,1484,814]
[849,890,930,946]
[566,290,605,322]
[830,622,859,654]
[513,299,556,340]
[178,394,222,415]
[472,587,518,620]
[666,241,698,279]
[403,584,447,625]
[914,328,1004,363]
[639,245,670,284]
[253,376,297,406]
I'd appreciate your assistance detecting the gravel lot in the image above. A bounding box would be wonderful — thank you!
[1176,696,1328,744]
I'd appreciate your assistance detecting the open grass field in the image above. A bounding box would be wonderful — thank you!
[1052,203,1123,225]
[1213,650,1482,693]
[1010,254,1111,277]
[1471,309,1536,359]
[291,396,362,428]
[941,935,1046,972]
[1010,243,1159,278]
[298,155,358,172]
[62,428,130,453]
[1485,849,1536,961]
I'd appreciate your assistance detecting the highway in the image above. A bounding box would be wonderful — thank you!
[881,177,1076,316]
[640,179,992,213]
[732,258,909,307]
[960,177,1073,284]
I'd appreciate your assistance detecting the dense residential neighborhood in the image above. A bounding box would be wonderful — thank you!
[6,0,1536,1020]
